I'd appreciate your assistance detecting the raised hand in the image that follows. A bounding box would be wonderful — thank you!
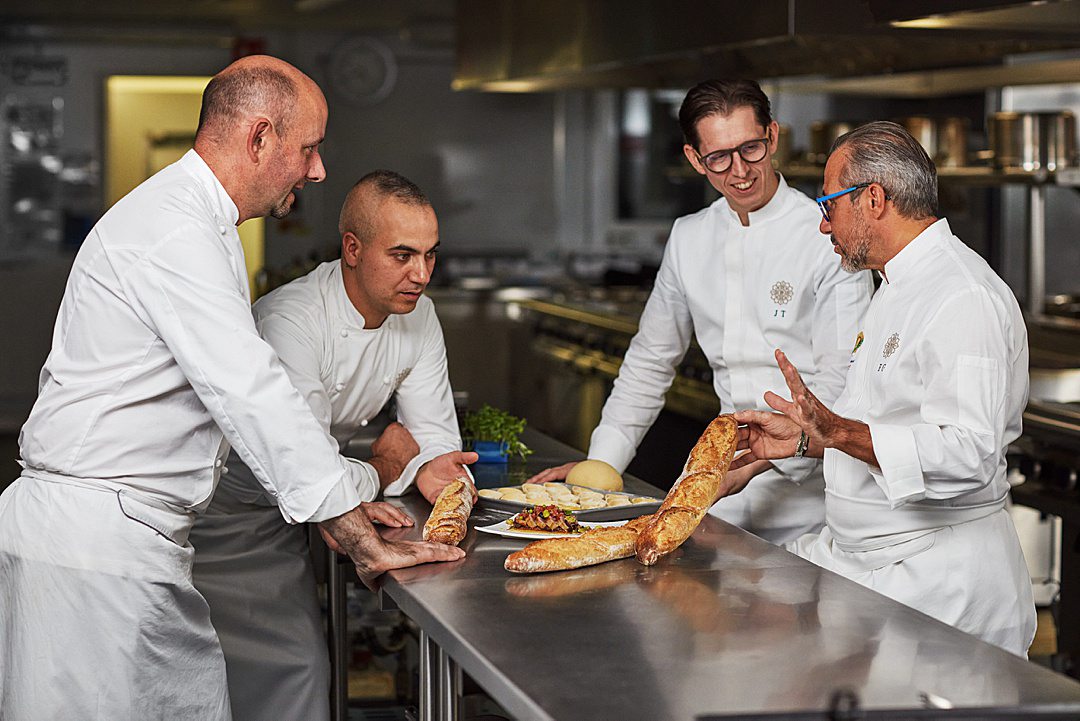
[525,461,579,484]
[765,349,841,445]
[416,451,479,504]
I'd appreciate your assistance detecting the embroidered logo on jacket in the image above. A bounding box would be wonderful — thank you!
[883,333,900,358]
[769,281,794,305]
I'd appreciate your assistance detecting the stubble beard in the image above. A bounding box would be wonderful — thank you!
[837,211,872,273]
[270,193,293,219]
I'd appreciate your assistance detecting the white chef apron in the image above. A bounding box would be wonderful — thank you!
[787,508,1036,657]
[189,484,329,721]
[0,473,231,721]
[708,469,826,545]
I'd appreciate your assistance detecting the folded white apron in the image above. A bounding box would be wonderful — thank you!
[0,472,231,721]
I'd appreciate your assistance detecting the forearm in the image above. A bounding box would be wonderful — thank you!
[822,417,878,467]
[319,506,385,571]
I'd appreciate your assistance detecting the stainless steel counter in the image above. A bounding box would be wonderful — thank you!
[374,431,1080,720]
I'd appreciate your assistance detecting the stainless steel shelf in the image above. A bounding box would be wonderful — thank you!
[780,162,1060,185]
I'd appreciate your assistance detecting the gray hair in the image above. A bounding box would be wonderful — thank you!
[338,170,432,238]
[831,121,938,220]
[197,65,298,140]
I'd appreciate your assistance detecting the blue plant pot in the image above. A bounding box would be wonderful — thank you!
[471,440,509,464]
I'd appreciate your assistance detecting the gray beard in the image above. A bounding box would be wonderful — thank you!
[839,236,870,273]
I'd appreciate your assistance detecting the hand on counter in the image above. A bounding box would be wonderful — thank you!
[525,461,579,484]
[319,504,465,589]
[319,501,414,554]
[417,451,479,504]
[370,422,420,488]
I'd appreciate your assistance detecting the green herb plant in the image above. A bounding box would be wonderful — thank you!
[462,404,533,461]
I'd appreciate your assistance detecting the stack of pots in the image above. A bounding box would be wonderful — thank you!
[988,111,1078,171]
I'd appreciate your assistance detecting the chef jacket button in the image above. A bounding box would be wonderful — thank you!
[221,466,229,475]
[383,375,391,384]
[214,459,223,468]
[360,419,369,427]
[335,382,345,392]
[340,329,348,338]
[218,224,227,235]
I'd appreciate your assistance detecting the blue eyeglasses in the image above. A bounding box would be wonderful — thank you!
[815,183,872,222]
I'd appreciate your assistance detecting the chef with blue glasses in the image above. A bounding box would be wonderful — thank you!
[736,121,1036,657]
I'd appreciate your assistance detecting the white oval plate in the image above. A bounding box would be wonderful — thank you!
[475,518,627,540]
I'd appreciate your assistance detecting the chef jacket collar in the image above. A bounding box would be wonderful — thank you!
[330,260,385,331]
[720,172,791,226]
[180,149,240,228]
[881,217,952,285]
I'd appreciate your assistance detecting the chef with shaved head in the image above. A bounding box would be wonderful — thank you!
[0,55,462,720]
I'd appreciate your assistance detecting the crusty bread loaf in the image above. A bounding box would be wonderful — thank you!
[422,478,474,546]
[635,414,737,566]
[504,514,654,574]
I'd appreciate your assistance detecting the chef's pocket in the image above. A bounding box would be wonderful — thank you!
[116,490,193,548]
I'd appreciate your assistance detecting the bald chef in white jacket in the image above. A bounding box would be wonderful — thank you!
[190,170,476,721]
[735,121,1036,656]
[0,57,462,721]
[531,79,872,544]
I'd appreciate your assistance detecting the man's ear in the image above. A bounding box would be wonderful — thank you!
[867,183,889,219]
[247,118,274,164]
[341,231,361,267]
[683,144,707,176]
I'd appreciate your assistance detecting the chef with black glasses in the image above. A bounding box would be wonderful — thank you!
[529,79,872,546]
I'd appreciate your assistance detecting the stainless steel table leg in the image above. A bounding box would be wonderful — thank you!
[419,628,436,721]
[327,548,349,721]
[438,645,461,721]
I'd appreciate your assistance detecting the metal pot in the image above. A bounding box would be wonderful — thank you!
[807,121,857,165]
[989,111,1078,171]
[898,116,969,168]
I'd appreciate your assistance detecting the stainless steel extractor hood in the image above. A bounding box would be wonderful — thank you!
[454,0,1080,91]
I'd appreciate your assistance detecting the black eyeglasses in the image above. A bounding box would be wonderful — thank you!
[694,131,771,174]
[815,183,872,222]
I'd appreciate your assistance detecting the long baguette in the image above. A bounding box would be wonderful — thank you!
[504,514,654,574]
[422,478,474,546]
[635,414,737,566]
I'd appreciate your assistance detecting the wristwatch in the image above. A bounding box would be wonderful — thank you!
[795,431,809,458]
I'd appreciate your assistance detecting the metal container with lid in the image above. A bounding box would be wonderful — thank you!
[807,120,857,165]
[989,111,1078,171]
[899,116,968,168]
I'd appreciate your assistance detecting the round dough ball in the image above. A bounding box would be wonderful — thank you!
[566,460,624,492]
[477,489,503,499]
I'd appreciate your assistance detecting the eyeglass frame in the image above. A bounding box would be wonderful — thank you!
[693,128,773,174]
[815,183,875,222]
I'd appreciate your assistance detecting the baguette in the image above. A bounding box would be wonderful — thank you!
[635,414,737,566]
[422,478,474,546]
[504,514,654,574]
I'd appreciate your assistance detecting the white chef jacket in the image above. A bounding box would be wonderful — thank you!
[588,176,872,542]
[792,218,1036,656]
[16,149,359,524]
[191,260,462,721]
[217,260,463,504]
